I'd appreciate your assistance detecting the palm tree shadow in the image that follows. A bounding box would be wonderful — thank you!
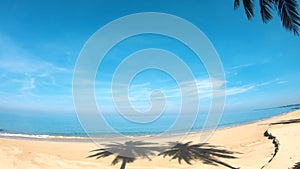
[159,141,240,169]
[88,141,163,169]
[269,118,300,126]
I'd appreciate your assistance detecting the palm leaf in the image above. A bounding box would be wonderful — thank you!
[260,0,275,22]
[243,0,255,19]
[234,0,300,35]
[276,0,300,35]
[234,0,241,9]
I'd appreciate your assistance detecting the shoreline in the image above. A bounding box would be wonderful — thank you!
[0,109,294,142]
[0,110,299,168]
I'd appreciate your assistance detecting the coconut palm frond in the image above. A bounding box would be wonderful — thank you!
[243,0,255,19]
[276,0,300,35]
[234,0,241,9]
[234,0,300,35]
[260,0,275,22]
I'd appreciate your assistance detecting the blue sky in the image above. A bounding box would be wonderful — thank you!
[0,0,300,114]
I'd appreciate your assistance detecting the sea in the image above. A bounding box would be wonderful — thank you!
[0,105,298,140]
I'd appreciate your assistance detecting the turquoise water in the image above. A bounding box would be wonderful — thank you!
[0,106,297,139]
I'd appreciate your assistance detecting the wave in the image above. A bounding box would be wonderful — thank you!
[0,132,90,141]
[0,131,159,141]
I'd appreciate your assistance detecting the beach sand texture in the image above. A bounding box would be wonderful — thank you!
[0,110,299,169]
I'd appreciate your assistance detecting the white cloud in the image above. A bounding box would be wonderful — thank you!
[0,34,78,114]
[0,35,73,98]
[226,63,257,76]
[226,85,255,96]
[0,54,70,76]
[94,76,284,113]
[230,63,255,70]
[0,34,71,76]
[277,80,288,84]
[21,78,36,93]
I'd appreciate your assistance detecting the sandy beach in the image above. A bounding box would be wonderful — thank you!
[0,110,299,169]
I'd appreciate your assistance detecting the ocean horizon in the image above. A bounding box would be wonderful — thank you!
[0,106,297,140]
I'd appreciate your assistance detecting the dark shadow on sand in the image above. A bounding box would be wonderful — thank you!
[159,141,240,169]
[269,118,300,126]
[88,141,240,169]
[292,162,300,169]
[88,141,163,169]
